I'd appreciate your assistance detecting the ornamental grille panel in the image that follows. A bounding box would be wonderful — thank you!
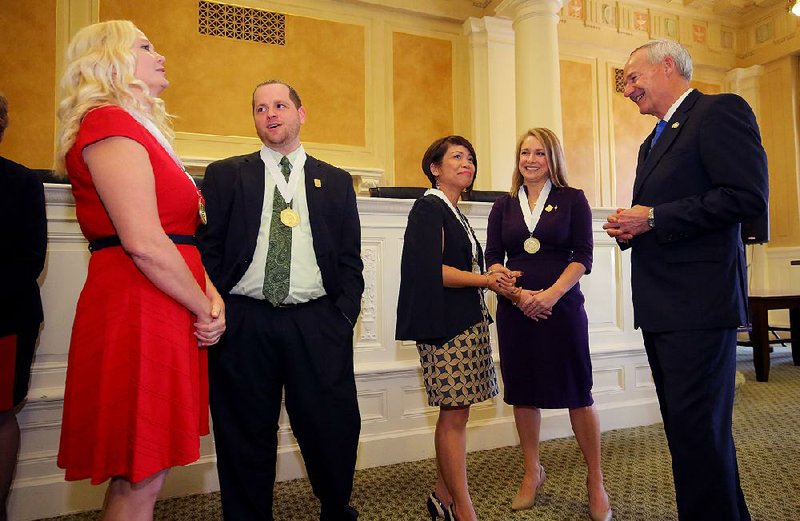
[198,0,286,46]
[614,67,624,93]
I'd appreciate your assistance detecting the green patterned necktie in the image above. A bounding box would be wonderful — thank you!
[263,156,293,305]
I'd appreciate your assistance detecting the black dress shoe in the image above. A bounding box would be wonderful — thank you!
[320,504,358,521]
[426,492,452,521]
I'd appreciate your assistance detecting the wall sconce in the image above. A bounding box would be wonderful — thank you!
[789,0,800,16]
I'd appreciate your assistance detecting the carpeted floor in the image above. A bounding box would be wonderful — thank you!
[40,350,800,521]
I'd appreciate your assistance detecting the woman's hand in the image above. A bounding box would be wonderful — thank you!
[486,263,523,294]
[195,278,226,347]
[485,271,507,293]
[516,289,554,321]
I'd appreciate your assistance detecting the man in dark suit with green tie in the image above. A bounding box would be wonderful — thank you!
[198,80,363,521]
[604,40,768,520]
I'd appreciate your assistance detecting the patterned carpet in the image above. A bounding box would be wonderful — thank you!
[41,350,800,521]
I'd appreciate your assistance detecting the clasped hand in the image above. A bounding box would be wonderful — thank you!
[515,288,556,321]
[485,266,520,295]
[195,284,226,347]
[486,265,553,321]
[602,205,652,242]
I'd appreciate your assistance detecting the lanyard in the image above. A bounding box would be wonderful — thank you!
[517,179,552,236]
[425,188,481,273]
[127,108,196,188]
[260,146,306,204]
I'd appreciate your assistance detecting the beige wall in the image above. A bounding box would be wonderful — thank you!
[392,32,454,187]
[0,0,57,169]
[760,56,800,247]
[691,80,721,95]
[611,81,654,208]
[560,59,597,204]
[101,0,366,146]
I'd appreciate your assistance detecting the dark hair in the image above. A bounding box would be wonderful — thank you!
[421,135,478,191]
[252,80,302,109]
[0,93,8,142]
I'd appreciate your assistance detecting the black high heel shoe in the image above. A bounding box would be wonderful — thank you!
[426,492,453,521]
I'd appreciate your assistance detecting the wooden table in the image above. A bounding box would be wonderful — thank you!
[748,290,800,382]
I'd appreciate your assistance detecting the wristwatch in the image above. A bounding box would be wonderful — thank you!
[647,207,655,228]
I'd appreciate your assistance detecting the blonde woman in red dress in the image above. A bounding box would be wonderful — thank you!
[55,20,225,520]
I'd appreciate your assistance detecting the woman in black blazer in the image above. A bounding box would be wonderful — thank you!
[396,135,517,521]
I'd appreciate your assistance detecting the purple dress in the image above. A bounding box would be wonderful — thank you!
[485,187,593,409]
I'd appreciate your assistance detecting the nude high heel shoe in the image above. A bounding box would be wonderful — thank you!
[589,508,612,521]
[588,480,612,521]
[511,464,546,511]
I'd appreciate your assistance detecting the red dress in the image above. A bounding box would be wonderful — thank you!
[57,105,209,485]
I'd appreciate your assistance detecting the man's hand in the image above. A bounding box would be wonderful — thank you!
[603,206,652,241]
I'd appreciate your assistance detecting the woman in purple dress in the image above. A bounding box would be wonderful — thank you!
[485,128,611,521]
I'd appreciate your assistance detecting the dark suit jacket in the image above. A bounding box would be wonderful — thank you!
[395,194,487,344]
[0,156,46,336]
[197,151,364,325]
[626,90,768,332]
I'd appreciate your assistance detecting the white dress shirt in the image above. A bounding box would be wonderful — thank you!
[231,145,326,303]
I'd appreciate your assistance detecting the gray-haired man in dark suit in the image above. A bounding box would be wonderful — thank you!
[604,40,768,520]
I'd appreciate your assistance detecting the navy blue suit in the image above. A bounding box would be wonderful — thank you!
[198,152,363,521]
[625,90,768,520]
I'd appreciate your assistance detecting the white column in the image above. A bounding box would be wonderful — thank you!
[55,0,101,154]
[725,65,764,119]
[463,16,517,191]
[725,65,770,292]
[496,0,564,140]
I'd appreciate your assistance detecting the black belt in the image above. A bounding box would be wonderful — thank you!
[88,234,196,252]
[271,295,327,309]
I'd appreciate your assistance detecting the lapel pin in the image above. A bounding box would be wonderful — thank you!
[545,204,554,212]
[314,178,322,188]
[671,122,680,129]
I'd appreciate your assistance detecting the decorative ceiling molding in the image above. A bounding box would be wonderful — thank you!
[336,0,786,23]
[331,0,485,22]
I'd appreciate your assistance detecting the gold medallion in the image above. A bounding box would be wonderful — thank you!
[199,200,208,225]
[280,207,300,227]
[523,237,541,254]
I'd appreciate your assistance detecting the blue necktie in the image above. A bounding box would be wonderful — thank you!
[650,120,667,149]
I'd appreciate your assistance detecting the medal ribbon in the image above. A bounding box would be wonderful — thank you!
[261,146,306,204]
[425,188,481,274]
[126,109,196,188]
[126,108,206,223]
[517,180,552,237]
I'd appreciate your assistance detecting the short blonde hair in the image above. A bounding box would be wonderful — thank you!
[55,20,173,174]
[510,128,569,197]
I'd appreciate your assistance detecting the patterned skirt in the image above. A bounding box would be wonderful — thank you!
[417,318,499,407]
